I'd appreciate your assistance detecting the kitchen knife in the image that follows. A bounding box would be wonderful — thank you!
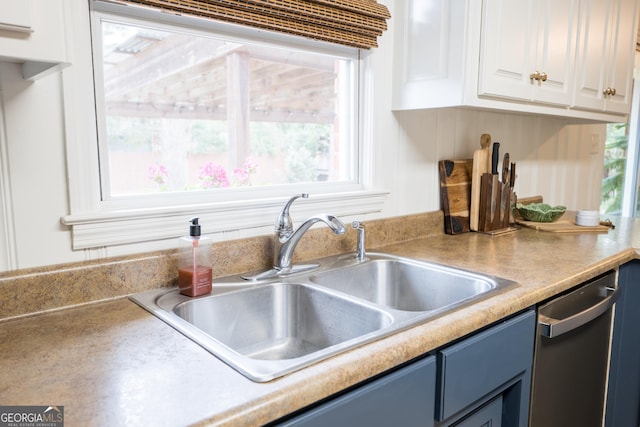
[491,142,500,175]
[489,142,500,225]
[502,153,510,184]
[510,162,516,189]
[500,153,510,226]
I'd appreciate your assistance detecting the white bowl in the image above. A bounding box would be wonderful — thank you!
[576,212,600,227]
[577,209,599,218]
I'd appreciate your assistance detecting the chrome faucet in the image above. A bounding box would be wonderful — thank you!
[242,193,346,281]
[274,193,346,271]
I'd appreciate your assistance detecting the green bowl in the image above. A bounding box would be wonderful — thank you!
[516,203,566,222]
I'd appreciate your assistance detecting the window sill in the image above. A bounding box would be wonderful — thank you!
[61,190,388,249]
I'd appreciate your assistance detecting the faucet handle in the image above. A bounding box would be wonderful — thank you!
[275,193,309,236]
[352,221,366,262]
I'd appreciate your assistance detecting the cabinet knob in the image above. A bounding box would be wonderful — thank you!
[529,71,548,82]
[603,87,617,96]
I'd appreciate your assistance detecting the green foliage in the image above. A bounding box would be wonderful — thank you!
[601,123,628,214]
[190,120,227,153]
[106,116,158,151]
[250,121,332,182]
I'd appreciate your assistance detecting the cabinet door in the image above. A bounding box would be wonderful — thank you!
[479,0,576,106]
[450,395,502,427]
[277,355,436,427]
[605,261,640,427]
[573,0,638,114]
[436,310,535,424]
[602,0,638,114]
[531,0,578,105]
[0,0,32,32]
[391,0,467,110]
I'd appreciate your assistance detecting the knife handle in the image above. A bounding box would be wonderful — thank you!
[491,142,500,175]
[502,153,510,184]
[510,162,516,189]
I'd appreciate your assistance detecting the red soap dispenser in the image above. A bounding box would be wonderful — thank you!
[178,217,213,297]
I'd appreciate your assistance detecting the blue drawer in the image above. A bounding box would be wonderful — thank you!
[436,310,535,421]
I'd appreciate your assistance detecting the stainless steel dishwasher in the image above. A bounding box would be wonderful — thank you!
[529,271,618,427]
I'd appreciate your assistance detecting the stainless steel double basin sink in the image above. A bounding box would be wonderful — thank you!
[131,253,518,382]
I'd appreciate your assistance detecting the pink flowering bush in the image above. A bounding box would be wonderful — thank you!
[148,163,169,191]
[199,162,230,188]
[231,157,258,186]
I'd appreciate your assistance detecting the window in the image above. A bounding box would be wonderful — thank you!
[94,15,357,198]
[601,123,628,214]
[601,76,640,217]
[60,2,386,250]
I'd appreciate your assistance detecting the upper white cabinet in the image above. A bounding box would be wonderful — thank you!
[0,0,33,33]
[573,0,638,114]
[479,0,578,107]
[392,0,640,121]
[0,0,68,80]
[392,0,468,110]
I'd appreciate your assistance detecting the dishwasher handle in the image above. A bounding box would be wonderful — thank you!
[538,286,618,338]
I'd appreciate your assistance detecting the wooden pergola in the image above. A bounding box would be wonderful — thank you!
[102,30,341,168]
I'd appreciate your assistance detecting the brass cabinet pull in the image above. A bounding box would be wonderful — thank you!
[530,71,548,82]
[603,87,617,96]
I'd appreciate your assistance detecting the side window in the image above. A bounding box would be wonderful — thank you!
[93,15,358,199]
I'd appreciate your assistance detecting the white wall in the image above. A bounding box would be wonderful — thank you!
[0,0,607,271]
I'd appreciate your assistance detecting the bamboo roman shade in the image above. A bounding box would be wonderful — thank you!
[111,0,391,49]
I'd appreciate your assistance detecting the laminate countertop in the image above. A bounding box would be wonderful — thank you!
[2,216,639,426]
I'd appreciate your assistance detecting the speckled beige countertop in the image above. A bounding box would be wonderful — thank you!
[1,212,639,426]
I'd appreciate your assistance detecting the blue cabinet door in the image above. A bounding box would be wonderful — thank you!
[451,395,502,427]
[277,355,436,427]
[436,310,535,424]
[605,261,640,427]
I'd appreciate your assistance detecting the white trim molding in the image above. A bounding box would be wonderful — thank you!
[62,190,388,249]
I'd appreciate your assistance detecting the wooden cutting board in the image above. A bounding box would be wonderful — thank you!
[515,218,610,233]
[439,159,473,234]
[470,134,492,231]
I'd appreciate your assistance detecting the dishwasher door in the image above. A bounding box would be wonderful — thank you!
[529,272,618,427]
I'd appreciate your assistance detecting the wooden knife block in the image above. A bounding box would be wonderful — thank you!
[478,173,511,232]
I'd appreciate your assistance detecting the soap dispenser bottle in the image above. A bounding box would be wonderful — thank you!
[178,217,213,297]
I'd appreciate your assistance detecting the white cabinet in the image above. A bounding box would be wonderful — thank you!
[0,0,68,80]
[479,0,578,107]
[573,0,639,114]
[391,0,468,110]
[392,0,640,121]
[0,0,33,33]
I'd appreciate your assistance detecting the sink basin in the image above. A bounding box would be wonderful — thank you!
[173,283,392,360]
[132,282,393,381]
[310,258,494,312]
[130,252,517,381]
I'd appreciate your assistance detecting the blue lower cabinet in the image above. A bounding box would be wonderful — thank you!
[605,260,640,427]
[436,310,535,426]
[275,309,535,427]
[275,355,437,427]
[451,395,503,427]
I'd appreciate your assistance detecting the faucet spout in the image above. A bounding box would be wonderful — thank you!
[241,194,347,281]
[274,213,346,271]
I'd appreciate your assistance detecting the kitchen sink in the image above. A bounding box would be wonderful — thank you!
[131,252,517,382]
[310,258,494,312]
[173,283,392,360]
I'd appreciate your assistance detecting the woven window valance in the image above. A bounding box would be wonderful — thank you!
[108,0,391,49]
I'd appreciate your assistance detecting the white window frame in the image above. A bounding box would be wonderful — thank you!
[60,0,386,251]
